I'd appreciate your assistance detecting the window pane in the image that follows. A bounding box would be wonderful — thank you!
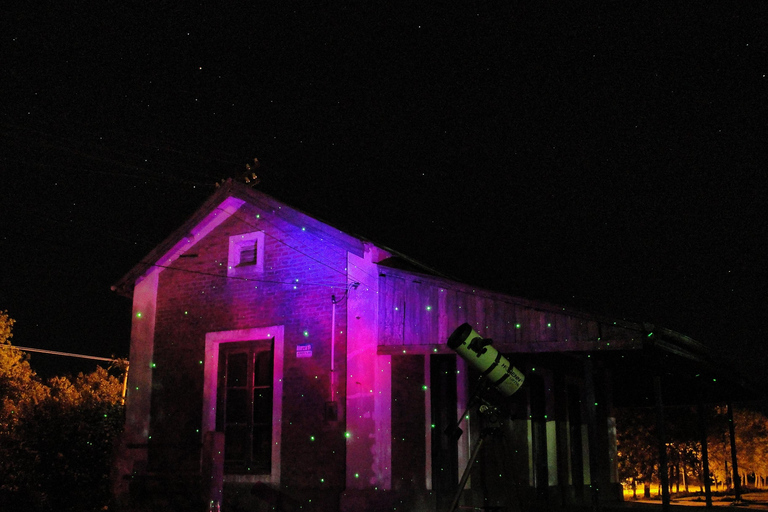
[218,340,274,474]
[225,424,248,461]
[252,426,271,470]
[227,353,248,386]
[253,389,272,424]
[254,350,273,385]
[226,389,248,423]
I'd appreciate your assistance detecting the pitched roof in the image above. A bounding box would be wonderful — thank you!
[112,179,451,297]
[112,179,368,296]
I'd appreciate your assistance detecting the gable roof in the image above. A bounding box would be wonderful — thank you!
[111,179,370,296]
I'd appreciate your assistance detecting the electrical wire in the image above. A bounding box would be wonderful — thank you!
[215,206,362,286]
[144,262,347,290]
[3,136,559,316]
[1,121,464,297]
[1,120,243,170]
[0,344,118,362]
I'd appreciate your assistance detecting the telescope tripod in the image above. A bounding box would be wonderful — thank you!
[446,386,520,512]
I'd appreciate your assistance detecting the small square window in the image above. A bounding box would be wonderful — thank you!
[239,242,258,266]
[228,231,265,276]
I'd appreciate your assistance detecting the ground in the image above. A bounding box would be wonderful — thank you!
[621,490,768,510]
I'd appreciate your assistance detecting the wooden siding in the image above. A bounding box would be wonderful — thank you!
[378,268,644,352]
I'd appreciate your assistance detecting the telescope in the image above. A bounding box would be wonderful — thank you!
[447,323,524,398]
[446,323,525,512]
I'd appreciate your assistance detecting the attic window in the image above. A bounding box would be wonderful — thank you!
[228,231,265,276]
[239,244,257,266]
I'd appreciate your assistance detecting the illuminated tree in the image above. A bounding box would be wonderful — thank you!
[0,311,49,508]
[616,408,659,497]
[732,408,768,485]
[18,367,124,511]
[619,403,768,498]
[0,311,125,511]
[660,406,705,493]
[0,310,49,431]
[707,406,768,490]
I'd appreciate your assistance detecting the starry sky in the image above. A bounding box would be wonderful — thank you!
[2,3,767,384]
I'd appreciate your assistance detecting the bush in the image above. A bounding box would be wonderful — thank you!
[0,313,125,511]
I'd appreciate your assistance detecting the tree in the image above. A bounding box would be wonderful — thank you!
[0,311,125,511]
[0,311,50,508]
[18,367,124,511]
[0,311,49,429]
[616,407,659,497]
[707,405,768,489]
[618,402,768,498]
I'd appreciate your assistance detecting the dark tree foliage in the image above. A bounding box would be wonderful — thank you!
[616,407,659,496]
[617,404,768,497]
[617,406,706,496]
[707,406,768,487]
[0,312,125,512]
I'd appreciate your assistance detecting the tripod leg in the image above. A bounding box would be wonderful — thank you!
[497,426,523,512]
[448,431,487,512]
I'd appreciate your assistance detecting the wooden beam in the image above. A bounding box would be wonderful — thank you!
[377,338,644,356]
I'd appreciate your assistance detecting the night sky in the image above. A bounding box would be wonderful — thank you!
[2,4,767,385]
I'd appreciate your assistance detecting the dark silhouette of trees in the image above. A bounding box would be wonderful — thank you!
[707,406,768,489]
[617,403,768,499]
[0,311,125,512]
[616,407,659,497]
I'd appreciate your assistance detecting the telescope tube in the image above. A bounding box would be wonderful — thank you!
[447,323,524,397]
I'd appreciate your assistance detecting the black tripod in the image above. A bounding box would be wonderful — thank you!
[446,382,520,512]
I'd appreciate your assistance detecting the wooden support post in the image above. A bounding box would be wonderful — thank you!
[654,376,670,511]
[584,357,600,511]
[554,373,570,507]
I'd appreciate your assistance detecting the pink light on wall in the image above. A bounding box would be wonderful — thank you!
[346,246,393,489]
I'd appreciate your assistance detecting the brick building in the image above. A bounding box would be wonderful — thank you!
[112,180,749,511]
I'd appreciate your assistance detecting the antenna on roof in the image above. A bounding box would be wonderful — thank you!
[243,158,261,186]
[214,158,262,188]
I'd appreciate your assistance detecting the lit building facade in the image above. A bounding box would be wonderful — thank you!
[113,180,737,511]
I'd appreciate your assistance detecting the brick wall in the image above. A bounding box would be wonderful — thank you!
[149,203,350,491]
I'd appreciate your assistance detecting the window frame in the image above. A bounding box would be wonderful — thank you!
[227,231,265,277]
[217,340,274,474]
[203,326,283,485]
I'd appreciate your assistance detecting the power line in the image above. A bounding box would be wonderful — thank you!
[145,262,347,290]
[1,344,121,363]
[0,344,129,402]
[217,207,358,284]
[0,120,241,180]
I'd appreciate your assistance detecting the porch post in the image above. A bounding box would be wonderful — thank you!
[554,373,571,506]
[583,357,600,511]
